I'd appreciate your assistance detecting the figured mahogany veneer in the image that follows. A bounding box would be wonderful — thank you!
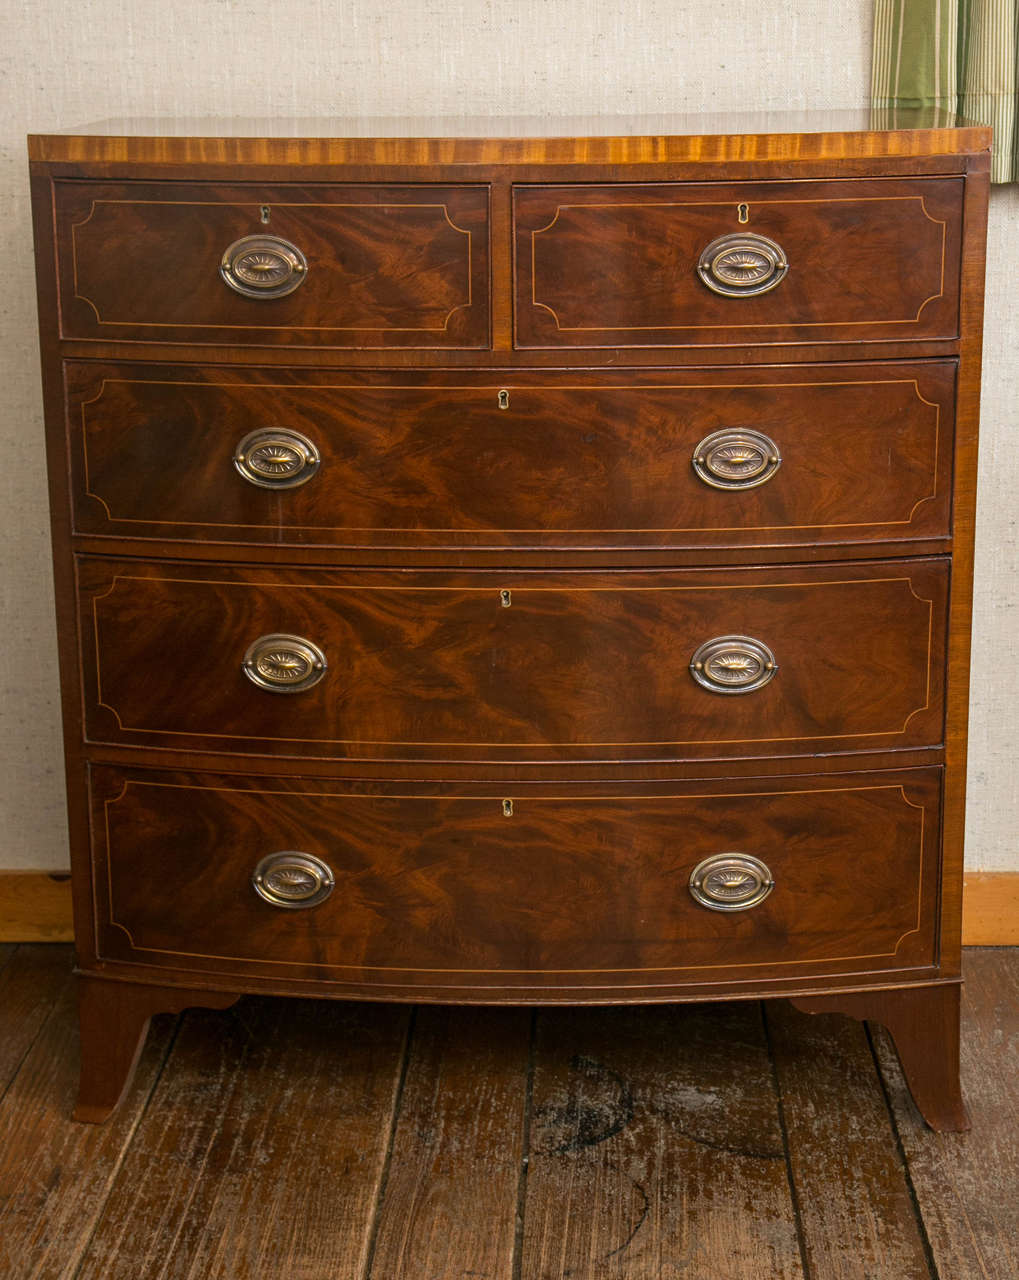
[56,181,490,348]
[29,113,989,1130]
[67,361,955,553]
[91,766,941,991]
[514,178,963,349]
[79,558,947,762]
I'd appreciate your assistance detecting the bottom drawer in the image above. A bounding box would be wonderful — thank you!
[90,766,942,997]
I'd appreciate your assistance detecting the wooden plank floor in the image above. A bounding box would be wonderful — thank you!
[0,948,1015,1280]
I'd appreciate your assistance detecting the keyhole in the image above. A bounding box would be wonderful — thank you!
[502,799,513,817]
[498,390,509,410]
[737,203,749,224]
[260,205,271,224]
[500,589,512,607]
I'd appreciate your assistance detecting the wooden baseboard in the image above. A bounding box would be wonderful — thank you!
[962,872,1019,945]
[0,872,74,942]
[1,870,1017,946]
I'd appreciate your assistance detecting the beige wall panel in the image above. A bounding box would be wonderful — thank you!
[968,184,1019,872]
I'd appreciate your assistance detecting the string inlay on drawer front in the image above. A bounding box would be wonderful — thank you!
[59,182,490,346]
[72,373,947,541]
[84,566,943,753]
[70,201,475,329]
[97,775,933,976]
[514,178,962,348]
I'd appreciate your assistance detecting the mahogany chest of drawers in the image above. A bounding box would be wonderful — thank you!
[28,112,990,1128]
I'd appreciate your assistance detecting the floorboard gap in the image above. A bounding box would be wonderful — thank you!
[362,1004,417,1280]
[510,1008,537,1280]
[866,1021,942,1280]
[762,1000,813,1280]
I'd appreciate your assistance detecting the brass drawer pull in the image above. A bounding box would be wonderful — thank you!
[242,634,327,693]
[689,854,774,912]
[690,635,778,694]
[697,232,788,297]
[693,428,781,490]
[220,234,308,299]
[253,851,335,909]
[234,428,321,489]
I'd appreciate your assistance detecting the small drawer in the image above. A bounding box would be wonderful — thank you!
[66,361,955,552]
[90,765,941,995]
[79,558,947,763]
[514,178,962,348]
[54,181,490,348]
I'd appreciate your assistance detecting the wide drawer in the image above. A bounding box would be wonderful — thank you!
[514,178,962,348]
[54,181,490,348]
[67,361,955,552]
[90,765,941,994]
[79,559,947,763]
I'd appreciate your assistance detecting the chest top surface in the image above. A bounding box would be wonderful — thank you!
[29,108,990,168]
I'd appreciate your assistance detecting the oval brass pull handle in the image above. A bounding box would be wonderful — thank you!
[242,634,327,694]
[697,232,788,297]
[689,854,774,912]
[234,428,321,489]
[690,635,778,694]
[252,851,335,909]
[220,234,308,299]
[693,429,781,490]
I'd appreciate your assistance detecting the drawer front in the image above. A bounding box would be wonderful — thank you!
[55,181,489,348]
[67,361,954,552]
[80,559,947,763]
[90,766,941,993]
[514,178,962,348]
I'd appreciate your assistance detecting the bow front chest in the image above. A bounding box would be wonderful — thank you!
[28,112,989,1128]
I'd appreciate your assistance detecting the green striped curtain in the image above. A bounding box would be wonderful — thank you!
[872,0,1018,181]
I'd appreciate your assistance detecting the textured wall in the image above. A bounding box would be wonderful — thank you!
[968,184,1019,871]
[0,1,1014,870]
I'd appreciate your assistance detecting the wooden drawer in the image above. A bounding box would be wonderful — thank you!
[67,361,955,553]
[90,765,941,994]
[54,181,490,348]
[79,558,947,763]
[514,178,962,348]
